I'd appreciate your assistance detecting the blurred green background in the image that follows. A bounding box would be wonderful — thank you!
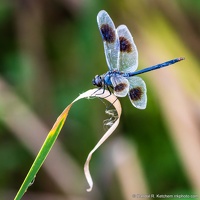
[0,0,200,199]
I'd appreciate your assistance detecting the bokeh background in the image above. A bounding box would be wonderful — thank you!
[0,0,200,199]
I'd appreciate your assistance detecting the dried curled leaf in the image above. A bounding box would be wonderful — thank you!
[14,89,121,200]
[54,89,122,191]
[64,89,122,191]
[82,89,122,191]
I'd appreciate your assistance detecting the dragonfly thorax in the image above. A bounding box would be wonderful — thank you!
[92,71,114,88]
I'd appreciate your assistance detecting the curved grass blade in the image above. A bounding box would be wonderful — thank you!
[14,89,121,199]
[84,90,122,191]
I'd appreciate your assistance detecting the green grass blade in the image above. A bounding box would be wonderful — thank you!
[14,104,72,200]
[14,89,121,199]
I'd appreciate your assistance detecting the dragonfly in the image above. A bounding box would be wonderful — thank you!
[92,10,184,109]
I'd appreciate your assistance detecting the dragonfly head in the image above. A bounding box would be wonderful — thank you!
[92,75,103,87]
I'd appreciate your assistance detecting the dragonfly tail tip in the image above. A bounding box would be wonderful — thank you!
[179,57,185,61]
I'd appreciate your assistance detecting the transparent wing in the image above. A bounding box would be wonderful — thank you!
[117,25,138,73]
[97,10,120,71]
[110,75,129,97]
[127,76,147,109]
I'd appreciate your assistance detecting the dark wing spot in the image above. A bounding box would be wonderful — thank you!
[100,24,115,43]
[129,87,143,101]
[119,36,132,53]
[115,83,127,92]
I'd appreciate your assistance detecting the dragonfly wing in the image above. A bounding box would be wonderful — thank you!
[110,75,129,97]
[97,10,120,71]
[127,76,147,109]
[117,25,138,73]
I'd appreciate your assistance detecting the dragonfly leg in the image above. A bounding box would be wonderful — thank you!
[105,96,118,111]
[99,85,111,98]
[107,85,112,96]
[91,81,108,96]
[91,86,105,97]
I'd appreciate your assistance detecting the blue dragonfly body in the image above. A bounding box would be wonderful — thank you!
[92,10,184,109]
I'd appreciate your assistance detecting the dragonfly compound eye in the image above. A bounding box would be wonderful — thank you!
[92,75,102,87]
